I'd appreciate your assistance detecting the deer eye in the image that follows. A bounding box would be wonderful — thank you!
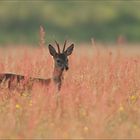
[57,59,61,63]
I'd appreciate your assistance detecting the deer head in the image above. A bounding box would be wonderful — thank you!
[48,40,74,71]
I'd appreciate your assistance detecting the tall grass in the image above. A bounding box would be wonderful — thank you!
[0,43,139,139]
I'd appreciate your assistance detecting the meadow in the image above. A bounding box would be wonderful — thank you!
[0,1,140,44]
[0,42,139,139]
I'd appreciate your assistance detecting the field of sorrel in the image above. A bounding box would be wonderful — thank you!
[0,43,139,139]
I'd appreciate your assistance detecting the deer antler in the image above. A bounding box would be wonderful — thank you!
[55,41,60,53]
[63,40,67,52]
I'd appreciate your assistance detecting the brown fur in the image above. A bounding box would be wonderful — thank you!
[0,41,74,91]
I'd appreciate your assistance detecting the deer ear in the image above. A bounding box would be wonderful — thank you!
[48,44,57,56]
[64,44,74,56]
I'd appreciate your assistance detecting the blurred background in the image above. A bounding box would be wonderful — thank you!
[0,0,140,45]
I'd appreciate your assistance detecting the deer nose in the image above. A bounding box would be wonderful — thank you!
[65,65,69,71]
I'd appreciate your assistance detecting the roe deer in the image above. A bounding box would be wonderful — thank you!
[0,41,74,91]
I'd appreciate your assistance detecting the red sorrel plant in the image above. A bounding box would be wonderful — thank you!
[0,43,139,139]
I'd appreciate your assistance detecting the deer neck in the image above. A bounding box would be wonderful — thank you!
[53,68,64,84]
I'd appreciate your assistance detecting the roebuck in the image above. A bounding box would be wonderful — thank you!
[0,41,74,91]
